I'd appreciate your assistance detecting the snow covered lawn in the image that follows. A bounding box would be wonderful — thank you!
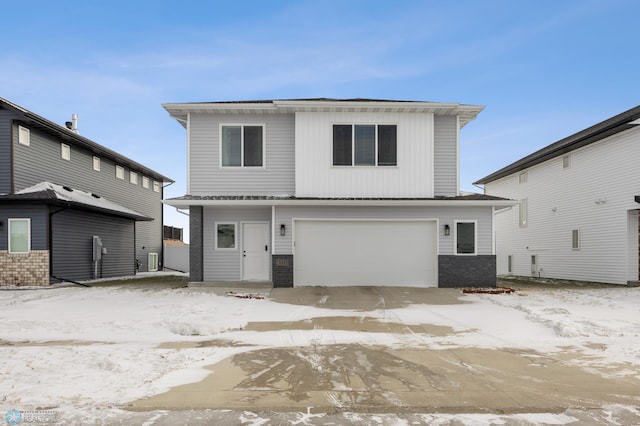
[0,281,639,424]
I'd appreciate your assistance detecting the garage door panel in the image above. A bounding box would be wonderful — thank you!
[294,220,437,287]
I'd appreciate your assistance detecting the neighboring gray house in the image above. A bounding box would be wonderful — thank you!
[0,97,172,285]
[476,105,640,285]
[164,99,511,288]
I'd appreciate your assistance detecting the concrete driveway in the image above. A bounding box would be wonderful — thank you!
[129,286,640,419]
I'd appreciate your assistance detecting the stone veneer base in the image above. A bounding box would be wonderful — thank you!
[0,250,50,286]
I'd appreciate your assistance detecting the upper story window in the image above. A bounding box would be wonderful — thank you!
[18,125,30,146]
[519,198,528,227]
[115,165,125,180]
[518,171,527,184]
[61,143,71,161]
[130,171,138,185]
[333,124,397,166]
[153,181,160,192]
[563,155,571,169]
[220,124,264,167]
[93,156,101,171]
[142,176,150,189]
[8,218,30,254]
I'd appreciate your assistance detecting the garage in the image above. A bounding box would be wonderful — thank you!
[293,220,437,287]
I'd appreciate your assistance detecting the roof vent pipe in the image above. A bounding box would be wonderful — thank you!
[71,114,79,134]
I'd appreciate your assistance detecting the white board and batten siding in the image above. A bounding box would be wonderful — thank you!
[487,126,640,285]
[433,115,459,197]
[188,113,295,196]
[294,112,434,198]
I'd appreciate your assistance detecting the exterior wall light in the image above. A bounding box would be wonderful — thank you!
[280,224,286,236]
[444,224,450,236]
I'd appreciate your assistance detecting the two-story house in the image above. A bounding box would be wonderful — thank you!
[164,98,512,288]
[0,97,172,286]
[476,105,640,285]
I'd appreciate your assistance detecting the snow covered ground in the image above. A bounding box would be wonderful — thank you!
[0,280,639,425]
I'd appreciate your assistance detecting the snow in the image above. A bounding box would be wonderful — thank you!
[1,282,639,424]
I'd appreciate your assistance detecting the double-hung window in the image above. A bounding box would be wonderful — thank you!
[8,218,30,254]
[333,124,397,166]
[221,125,264,167]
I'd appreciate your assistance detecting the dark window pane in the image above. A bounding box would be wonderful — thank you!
[378,125,397,166]
[456,222,475,254]
[333,125,352,166]
[354,125,375,165]
[244,126,263,166]
[221,126,241,166]
[217,224,235,249]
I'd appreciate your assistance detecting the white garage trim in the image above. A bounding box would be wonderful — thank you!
[293,218,438,287]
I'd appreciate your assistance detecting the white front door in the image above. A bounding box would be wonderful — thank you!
[242,222,270,281]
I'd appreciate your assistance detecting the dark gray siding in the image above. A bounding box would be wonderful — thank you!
[438,255,496,288]
[51,209,135,280]
[0,205,48,250]
[434,115,458,196]
[0,109,15,194]
[189,113,295,196]
[189,206,203,282]
[12,123,163,272]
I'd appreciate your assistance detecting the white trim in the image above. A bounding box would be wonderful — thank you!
[271,205,276,255]
[142,176,149,189]
[8,218,31,254]
[215,221,238,251]
[219,123,266,169]
[148,252,159,272]
[93,156,101,171]
[18,125,30,146]
[454,219,478,256]
[153,181,160,192]
[186,112,191,194]
[130,171,138,185]
[165,198,516,208]
[491,206,496,255]
[61,143,71,161]
[455,115,460,195]
[115,165,125,180]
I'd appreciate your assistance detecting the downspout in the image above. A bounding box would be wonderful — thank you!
[49,204,90,287]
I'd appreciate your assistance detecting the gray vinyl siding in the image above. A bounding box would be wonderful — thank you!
[189,113,295,196]
[0,205,48,250]
[0,109,15,194]
[51,209,134,280]
[274,205,493,256]
[11,123,163,272]
[202,206,271,281]
[433,115,458,196]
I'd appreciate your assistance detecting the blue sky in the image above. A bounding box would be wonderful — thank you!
[1,0,638,240]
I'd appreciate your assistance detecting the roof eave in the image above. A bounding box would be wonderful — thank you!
[164,198,515,208]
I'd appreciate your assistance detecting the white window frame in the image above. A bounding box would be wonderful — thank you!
[61,143,71,161]
[454,220,477,256]
[130,171,138,185]
[8,218,30,254]
[153,181,160,192]
[519,198,528,228]
[572,229,580,250]
[332,123,398,167]
[219,123,266,168]
[115,165,125,180]
[148,252,159,272]
[518,171,527,184]
[215,222,237,251]
[93,156,101,171]
[142,176,149,189]
[18,125,30,146]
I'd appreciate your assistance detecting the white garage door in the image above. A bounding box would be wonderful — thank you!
[294,220,437,287]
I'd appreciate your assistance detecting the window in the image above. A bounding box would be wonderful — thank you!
[61,143,71,161]
[221,124,264,167]
[518,172,527,184]
[115,165,125,179]
[148,253,159,272]
[519,199,528,227]
[93,156,101,171]
[507,255,513,273]
[8,218,30,254]
[563,155,571,169]
[215,222,236,250]
[130,171,138,185]
[142,176,149,188]
[18,126,30,146]
[153,181,160,193]
[455,221,476,255]
[333,124,397,166]
[572,229,580,249]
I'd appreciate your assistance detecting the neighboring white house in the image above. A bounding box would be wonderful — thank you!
[476,105,640,285]
[163,98,512,288]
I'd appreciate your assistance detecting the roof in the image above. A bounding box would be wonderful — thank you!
[475,105,640,185]
[0,182,152,221]
[164,193,513,208]
[0,97,173,183]
[162,98,484,129]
